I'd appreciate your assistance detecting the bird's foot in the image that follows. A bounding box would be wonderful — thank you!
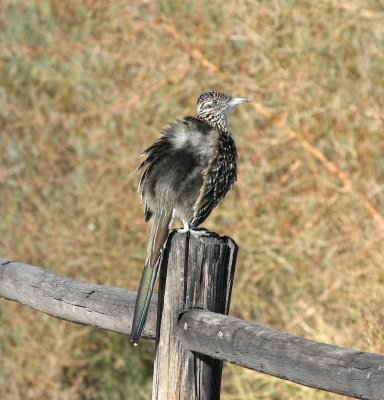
[178,227,208,236]
[191,227,209,236]
[178,221,191,234]
[178,223,190,234]
[188,227,210,237]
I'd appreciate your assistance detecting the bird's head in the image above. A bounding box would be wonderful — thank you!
[195,90,252,131]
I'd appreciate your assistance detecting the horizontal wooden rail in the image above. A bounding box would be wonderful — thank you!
[178,310,384,400]
[0,258,157,339]
[1,258,384,400]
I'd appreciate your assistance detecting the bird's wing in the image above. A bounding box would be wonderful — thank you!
[137,135,172,222]
[191,132,237,227]
[190,157,220,227]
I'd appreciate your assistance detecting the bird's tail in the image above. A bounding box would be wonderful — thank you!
[131,208,172,345]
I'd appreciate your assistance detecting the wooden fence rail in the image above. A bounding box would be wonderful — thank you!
[0,257,158,339]
[1,231,384,400]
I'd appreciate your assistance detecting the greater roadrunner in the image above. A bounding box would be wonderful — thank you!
[131,91,251,344]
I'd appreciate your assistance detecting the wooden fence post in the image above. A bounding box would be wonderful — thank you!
[152,230,237,400]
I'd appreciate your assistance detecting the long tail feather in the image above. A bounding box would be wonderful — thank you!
[131,209,172,345]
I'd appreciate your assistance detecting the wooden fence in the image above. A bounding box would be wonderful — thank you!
[1,231,383,399]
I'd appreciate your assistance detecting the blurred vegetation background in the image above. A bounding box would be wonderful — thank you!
[1,0,383,399]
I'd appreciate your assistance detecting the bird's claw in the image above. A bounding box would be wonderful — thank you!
[177,227,209,237]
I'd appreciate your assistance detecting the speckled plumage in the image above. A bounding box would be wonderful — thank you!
[137,116,235,227]
[131,91,251,344]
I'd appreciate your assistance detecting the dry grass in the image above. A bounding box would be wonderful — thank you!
[1,0,384,399]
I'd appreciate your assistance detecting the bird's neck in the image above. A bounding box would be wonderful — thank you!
[195,111,229,132]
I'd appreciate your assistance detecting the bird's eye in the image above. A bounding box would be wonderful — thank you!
[211,99,218,106]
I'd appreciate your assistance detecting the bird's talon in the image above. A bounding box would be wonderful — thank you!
[189,228,209,237]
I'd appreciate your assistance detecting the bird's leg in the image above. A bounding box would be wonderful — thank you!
[178,220,191,233]
[178,220,209,237]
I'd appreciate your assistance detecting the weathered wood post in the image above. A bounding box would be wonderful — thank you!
[152,230,237,400]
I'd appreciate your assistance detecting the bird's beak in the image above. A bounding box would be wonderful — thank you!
[229,97,252,107]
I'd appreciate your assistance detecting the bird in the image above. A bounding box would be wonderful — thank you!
[131,90,251,345]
